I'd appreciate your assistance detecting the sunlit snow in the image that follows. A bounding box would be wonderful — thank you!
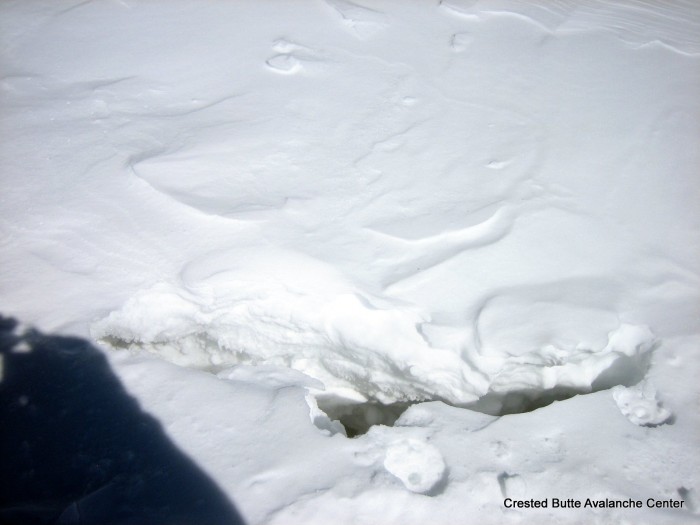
[1,0,699,523]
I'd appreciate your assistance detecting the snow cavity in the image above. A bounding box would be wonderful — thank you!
[92,261,658,433]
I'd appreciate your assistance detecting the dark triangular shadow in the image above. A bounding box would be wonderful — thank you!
[0,315,246,525]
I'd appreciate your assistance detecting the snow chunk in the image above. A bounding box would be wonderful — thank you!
[486,323,656,396]
[305,393,347,436]
[383,439,446,494]
[217,364,324,391]
[92,272,486,406]
[612,383,672,426]
[605,324,656,357]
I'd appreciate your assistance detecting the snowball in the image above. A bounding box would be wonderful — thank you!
[605,324,656,356]
[383,439,446,493]
[612,384,672,426]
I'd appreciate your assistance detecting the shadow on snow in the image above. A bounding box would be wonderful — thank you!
[0,315,245,525]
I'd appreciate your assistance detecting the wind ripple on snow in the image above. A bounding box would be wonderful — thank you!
[440,0,700,55]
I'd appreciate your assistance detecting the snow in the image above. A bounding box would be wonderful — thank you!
[1,0,699,523]
[612,382,672,427]
[383,438,446,494]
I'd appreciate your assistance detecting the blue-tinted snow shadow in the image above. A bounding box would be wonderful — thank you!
[0,315,245,525]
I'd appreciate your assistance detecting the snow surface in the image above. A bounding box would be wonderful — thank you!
[1,0,699,523]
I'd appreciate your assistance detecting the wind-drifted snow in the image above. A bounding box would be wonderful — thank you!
[1,0,699,523]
